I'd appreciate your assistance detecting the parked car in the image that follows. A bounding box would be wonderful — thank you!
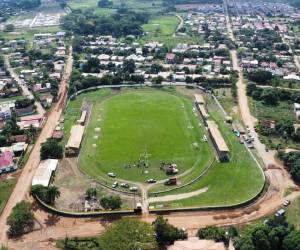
[107,172,116,178]
[164,178,177,186]
[112,181,118,188]
[129,186,138,192]
[283,200,291,207]
[275,209,285,217]
[121,183,129,188]
[147,178,157,183]
[248,144,254,149]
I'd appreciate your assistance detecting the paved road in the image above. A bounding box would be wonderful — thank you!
[0,47,73,245]
[4,55,46,116]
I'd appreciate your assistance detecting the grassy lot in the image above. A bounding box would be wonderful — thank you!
[249,99,296,122]
[139,14,204,49]
[0,178,16,213]
[0,96,23,103]
[0,26,61,47]
[68,0,99,9]
[286,197,300,229]
[68,0,163,14]
[78,89,211,182]
[150,96,265,208]
[142,15,179,36]
[249,97,300,149]
[140,34,204,49]
[63,89,112,143]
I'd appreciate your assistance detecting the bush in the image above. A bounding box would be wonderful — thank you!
[7,201,34,237]
[197,226,229,246]
[153,216,187,246]
[30,185,60,205]
[40,138,63,160]
[100,195,122,210]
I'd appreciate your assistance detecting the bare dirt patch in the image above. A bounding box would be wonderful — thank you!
[53,158,138,211]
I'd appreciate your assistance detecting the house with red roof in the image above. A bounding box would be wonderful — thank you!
[166,53,176,63]
[0,151,17,174]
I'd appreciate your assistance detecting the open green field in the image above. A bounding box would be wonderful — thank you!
[142,15,179,36]
[0,178,16,213]
[249,97,300,149]
[64,87,264,207]
[78,89,210,182]
[150,96,265,208]
[68,0,163,14]
[249,99,295,122]
[0,26,61,48]
[140,15,204,49]
[287,197,300,229]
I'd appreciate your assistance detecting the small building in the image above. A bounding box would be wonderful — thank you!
[15,105,35,117]
[10,134,29,143]
[166,53,176,63]
[207,120,230,161]
[168,237,226,250]
[197,104,209,120]
[32,159,58,187]
[194,94,205,105]
[259,119,276,129]
[0,151,17,174]
[65,125,85,156]
[52,130,64,140]
[194,94,209,121]
[294,103,300,112]
[77,110,87,125]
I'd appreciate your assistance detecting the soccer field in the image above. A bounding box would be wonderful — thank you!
[78,89,212,182]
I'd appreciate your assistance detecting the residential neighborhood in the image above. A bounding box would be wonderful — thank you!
[1,0,300,249]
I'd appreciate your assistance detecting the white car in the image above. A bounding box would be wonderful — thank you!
[283,200,291,207]
[112,181,118,188]
[129,186,138,192]
[107,172,116,178]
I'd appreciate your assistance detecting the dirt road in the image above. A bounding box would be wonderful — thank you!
[4,55,46,116]
[0,47,73,245]
[148,187,208,203]
[173,14,184,37]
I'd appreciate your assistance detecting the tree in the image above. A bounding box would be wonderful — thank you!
[7,201,34,237]
[123,60,135,74]
[98,218,157,250]
[30,185,60,205]
[152,76,164,85]
[283,230,300,250]
[100,195,122,210]
[260,89,278,105]
[197,226,229,246]
[82,57,100,73]
[153,216,187,246]
[40,138,63,160]
[234,216,291,250]
[15,98,34,109]
[86,188,97,199]
[4,24,15,32]
[248,70,273,85]
[98,0,113,8]
[44,186,60,205]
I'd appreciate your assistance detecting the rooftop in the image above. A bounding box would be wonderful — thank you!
[207,120,230,152]
[167,237,226,250]
[66,125,85,149]
[0,151,14,169]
